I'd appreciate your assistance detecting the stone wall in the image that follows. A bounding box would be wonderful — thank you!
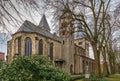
[7,32,62,62]
[74,45,95,74]
[74,38,89,57]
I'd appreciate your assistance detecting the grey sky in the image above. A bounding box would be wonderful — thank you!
[0,0,120,59]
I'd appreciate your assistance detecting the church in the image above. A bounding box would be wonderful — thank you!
[7,14,95,74]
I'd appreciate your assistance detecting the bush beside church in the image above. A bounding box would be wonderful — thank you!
[0,55,71,81]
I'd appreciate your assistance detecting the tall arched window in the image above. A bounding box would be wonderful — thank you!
[14,38,18,54]
[14,37,21,57]
[39,39,43,55]
[50,43,53,60]
[25,37,32,56]
[18,37,21,54]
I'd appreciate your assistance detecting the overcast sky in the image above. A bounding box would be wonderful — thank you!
[0,0,120,59]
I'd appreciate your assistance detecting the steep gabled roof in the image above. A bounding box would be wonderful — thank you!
[16,20,60,42]
[38,14,50,31]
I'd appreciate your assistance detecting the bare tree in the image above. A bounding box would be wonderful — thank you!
[114,3,120,28]
[0,0,46,33]
[100,13,118,76]
[44,0,120,77]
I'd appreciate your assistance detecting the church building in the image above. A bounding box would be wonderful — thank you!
[7,14,95,74]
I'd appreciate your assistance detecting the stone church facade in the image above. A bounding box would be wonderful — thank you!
[7,14,95,74]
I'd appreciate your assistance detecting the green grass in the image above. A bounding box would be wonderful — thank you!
[75,80,83,81]
[105,74,120,81]
[75,74,120,81]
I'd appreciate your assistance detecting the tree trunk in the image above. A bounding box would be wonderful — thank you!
[108,43,116,74]
[112,54,116,73]
[92,43,101,77]
[108,53,112,74]
[102,46,109,77]
[103,61,109,76]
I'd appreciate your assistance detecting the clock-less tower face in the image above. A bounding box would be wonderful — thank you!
[59,15,75,73]
[59,16,74,38]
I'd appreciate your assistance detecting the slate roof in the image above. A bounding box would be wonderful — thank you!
[38,14,50,31]
[16,20,60,42]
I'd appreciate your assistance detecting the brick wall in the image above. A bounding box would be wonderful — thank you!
[0,52,5,60]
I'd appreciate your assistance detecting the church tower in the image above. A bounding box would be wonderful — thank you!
[59,14,74,73]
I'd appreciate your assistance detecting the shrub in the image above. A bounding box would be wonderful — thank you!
[88,73,108,81]
[0,55,71,81]
[0,59,4,68]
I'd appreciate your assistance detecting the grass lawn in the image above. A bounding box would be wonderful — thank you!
[105,74,120,81]
[75,74,120,81]
[75,80,83,81]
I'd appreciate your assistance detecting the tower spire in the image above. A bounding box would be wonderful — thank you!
[38,14,50,32]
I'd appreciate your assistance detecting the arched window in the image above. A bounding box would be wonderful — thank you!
[50,43,53,60]
[25,37,32,56]
[70,64,73,74]
[63,40,65,45]
[14,37,21,57]
[14,38,18,55]
[39,39,43,55]
[18,37,21,54]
